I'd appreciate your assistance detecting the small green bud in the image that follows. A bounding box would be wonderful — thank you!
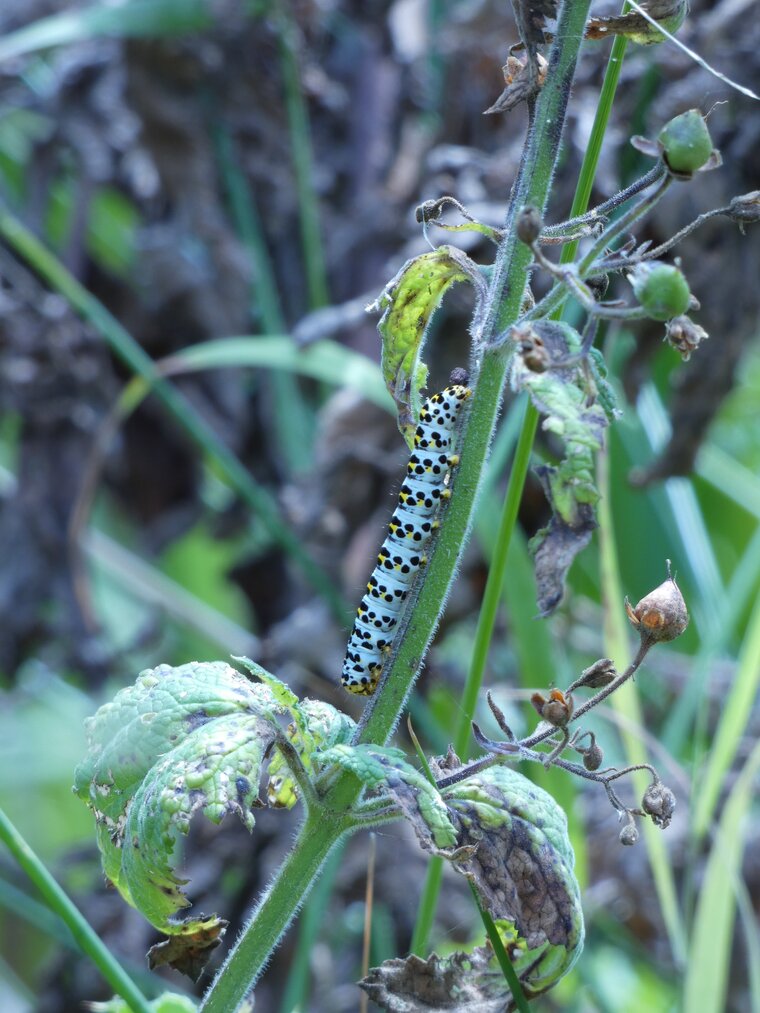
[658,109,714,175]
[630,261,691,321]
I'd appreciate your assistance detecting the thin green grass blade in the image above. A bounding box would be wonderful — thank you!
[162,335,389,409]
[410,9,634,957]
[683,739,760,1013]
[692,582,760,841]
[664,520,760,754]
[85,528,261,656]
[697,445,760,519]
[212,121,314,474]
[0,0,213,63]
[473,884,531,1013]
[597,449,687,963]
[635,383,724,635]
[0,205,346,620]
[737,878,760,1013]
[0,807,153,1013]
[273,0,329,310]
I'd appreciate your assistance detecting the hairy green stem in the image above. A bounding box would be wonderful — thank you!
[200,812,348,1013]
[199,6,594,1005]
[410,5,636,956]
[201,2,602,1005]
[0,807,153,1013]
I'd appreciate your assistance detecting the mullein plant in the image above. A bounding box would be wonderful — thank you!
[68,3,760,1012]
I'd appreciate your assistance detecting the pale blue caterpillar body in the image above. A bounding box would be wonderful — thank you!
[341,383,471,695]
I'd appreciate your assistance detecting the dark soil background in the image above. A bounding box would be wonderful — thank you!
[1,1,758,1010]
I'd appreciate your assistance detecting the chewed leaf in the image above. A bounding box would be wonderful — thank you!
[267,699,356,808]
[360,948,507,1012]
[510,320,610,614]
[147,916,228,981]
[73,660,286,825]
[120,712,276,931]
[441,765,584,996]
[318,744,459,850]
[74,658,343,976]
[370,246,482,446]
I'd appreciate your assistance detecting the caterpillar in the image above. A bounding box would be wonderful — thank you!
[341,381,471,695]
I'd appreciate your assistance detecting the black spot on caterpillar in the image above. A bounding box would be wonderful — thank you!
[342,383,471,695]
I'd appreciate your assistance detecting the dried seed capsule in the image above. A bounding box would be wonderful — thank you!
[578,658,617,689]
[642,781,676,829]
[531,689,573,727]
[665,315,708,361]
[619,822,639,846]
[517,205,542,245]
[630,262,691,322]
[658,109,714,175]
[727,191,760,232]
[583,743,604,771]
[625,563,689,644]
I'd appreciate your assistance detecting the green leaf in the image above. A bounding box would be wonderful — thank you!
[74,658,359,961]
[265,698,356,809]
[318,744,460,850]
[441,764,584,997]
[73,661,286,825]
[510,320,610,614]
[684,739,760,1013]
[120,711,276,930]
[371,246,483,446]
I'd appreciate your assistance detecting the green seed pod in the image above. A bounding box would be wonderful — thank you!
[630,262,691,321]
[658,110,714,175]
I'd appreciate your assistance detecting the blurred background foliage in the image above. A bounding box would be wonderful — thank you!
[0,0,758,1010]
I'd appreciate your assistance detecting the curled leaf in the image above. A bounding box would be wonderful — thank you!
[329,746,583,1007]
[74,660,352,976]
[370,246,485,446]
[147,916,228,981]
[585,0,688,45]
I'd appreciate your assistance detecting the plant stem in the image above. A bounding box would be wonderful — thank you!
[455,394,537,758]
[200,813,346,1013]
[201,7,594,1004]
[0,203,347,622]
[0,807,153,1013]
[409,4,636,957]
